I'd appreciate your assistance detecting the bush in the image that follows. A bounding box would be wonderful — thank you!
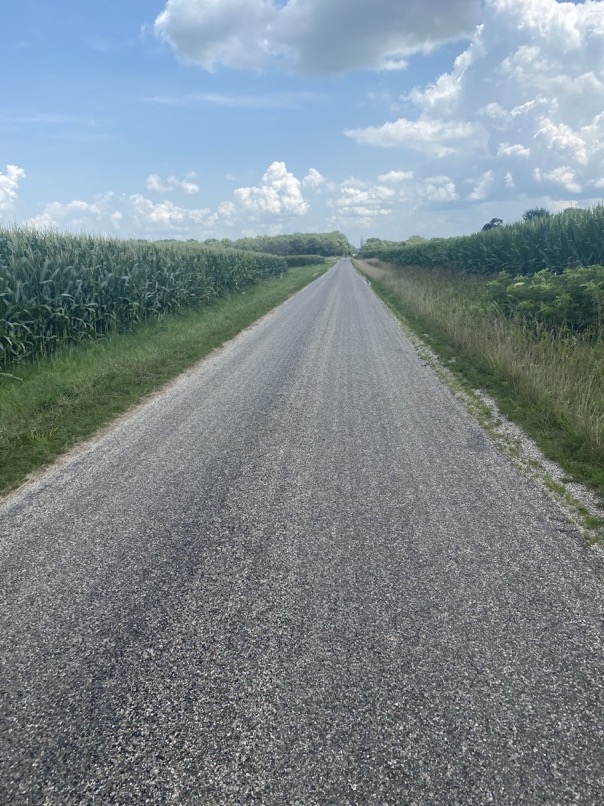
[487,265,604,334]
[284,254,327,268]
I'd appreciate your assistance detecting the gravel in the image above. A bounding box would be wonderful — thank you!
[1,259,603,803]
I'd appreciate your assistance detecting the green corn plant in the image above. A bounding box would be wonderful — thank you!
[0,227,287,371]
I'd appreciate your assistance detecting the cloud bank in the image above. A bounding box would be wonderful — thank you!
[154,0,481,74]
[23,162,322,238]
[0,165,26,213]
[346,0,604,204]
[145,173,200,194]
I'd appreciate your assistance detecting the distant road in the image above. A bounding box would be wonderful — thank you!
[1,259,603,803]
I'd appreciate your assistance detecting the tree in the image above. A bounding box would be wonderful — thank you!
[522,207,551,222]
[481,218,503,231]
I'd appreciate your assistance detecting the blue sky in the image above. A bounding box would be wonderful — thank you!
[1,0,602,245]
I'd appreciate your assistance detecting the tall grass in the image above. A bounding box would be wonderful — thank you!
[362,206,604,276]
[358,261,604,493]
[0,227,286,370]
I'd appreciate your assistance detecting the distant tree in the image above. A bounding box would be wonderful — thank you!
[359,237,387,258]
[522,207,551,222]
[406,234,426,243]
[481,218,503,231]
[231,231,353,257]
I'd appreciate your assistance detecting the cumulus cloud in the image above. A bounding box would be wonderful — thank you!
[327,182,395,230]
[0,164,26,213]
[346,117,484,156]
[533,166,582,194]
[22,163,315,239]
[26,191,210,237]
[497,143,531,158]
[129,194,209,226]
[206,200,238,229]
[326,173,448,231]
[234,161,309,217]
[325,169,464,232]
[345,0,604,205]
[154,0,481,74]
[378,170,415,184]
[27,197,112,231]
[145,173,200,194]
[467,170,495,201]
[302,168,326,190]
[423,176,458,203]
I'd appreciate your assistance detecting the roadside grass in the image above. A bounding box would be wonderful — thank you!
[0,263,328,495]
[355,260,604,504]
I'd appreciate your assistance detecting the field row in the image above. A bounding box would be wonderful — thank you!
[361,206,604,276]
[0,228,287,370]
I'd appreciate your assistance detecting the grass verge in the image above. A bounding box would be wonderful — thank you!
[0,263,328,496]
[355,259,604,520]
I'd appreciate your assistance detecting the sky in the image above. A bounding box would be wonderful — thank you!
[1,0,603,246]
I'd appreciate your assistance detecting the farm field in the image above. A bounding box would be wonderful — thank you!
[0,257,328,495]
[0,227,288,370]
[356,208,604,515]
[355,257,604,521]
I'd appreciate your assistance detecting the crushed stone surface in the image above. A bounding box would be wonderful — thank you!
[1,260,603,804]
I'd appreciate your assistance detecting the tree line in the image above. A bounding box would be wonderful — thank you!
[203,231,353,257]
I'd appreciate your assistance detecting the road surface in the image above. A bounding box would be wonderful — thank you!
[1,260,603,803]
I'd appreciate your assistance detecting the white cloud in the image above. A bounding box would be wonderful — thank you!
[0,164,25,212]
[467,170,495,201]
[206,200,238,229]
[423,176,459,203]
[504,172,516,189]
[344,0,604,211]
[234,161,309,217]
[497,143,530,158]
[327,179,402,231]
[26,190,210,237]
[155,0,481,74]
[145,173,200,194]
[533,166,582,194]
[27,196,111,231]
[326,170,462,233]
[129,194,209,226]
[346,117,484,157]
[144,90,325,110]
[302,168,326,190]
[154,0,277,72]
[378,170,415,184]
[21,163,314,239]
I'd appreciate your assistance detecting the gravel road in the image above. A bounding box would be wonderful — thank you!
[1,259,603,804]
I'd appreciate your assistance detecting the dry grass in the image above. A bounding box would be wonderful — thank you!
[357,260,604,493]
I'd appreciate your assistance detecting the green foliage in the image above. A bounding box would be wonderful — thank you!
[0,263,327,494]
[0,227,286,370]
[360,205,604,276]
[357,261,604,499]
[522,207,551,222]
[361,238,407,258]
[481,218,503,231]
[487,265,604,334]
[283,254,327,267]
[222,231,353,257]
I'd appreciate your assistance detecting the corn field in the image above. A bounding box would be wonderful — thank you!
[0,227,286,370]
[362,206,604,276]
